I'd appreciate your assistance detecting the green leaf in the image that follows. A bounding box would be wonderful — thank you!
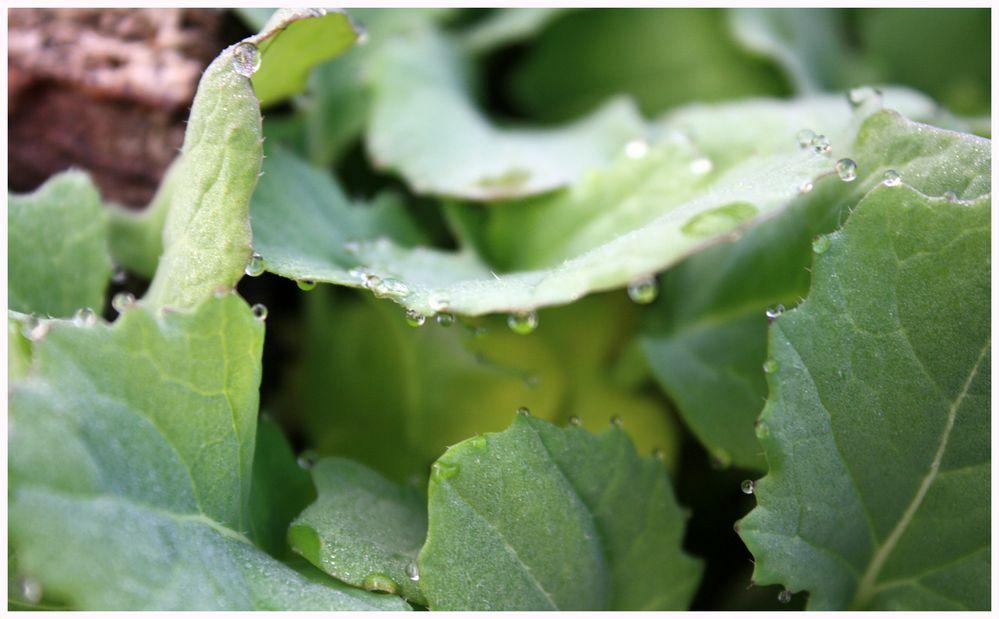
[8,295,407,610]
[106,160,176,279]
[289,457,429,605]
[459,8,573,54]
[251,8,361,108]
[249,415,316,558]
[8,171,111,318]
[639,98,987,471]
[737,185,990,610]
[366,27,646,199]
[509,9,787,122]
[418,414,702,610]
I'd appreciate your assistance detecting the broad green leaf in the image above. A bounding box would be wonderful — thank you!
[106,160,177,279]
[251,8,361,108]
[737,185,990,610]
[460,8,573,54]
[8,295,406,610]
[418,414,702,610]
[275,289,679,484]
[249,415,316,558]
[366,27,646,200]
[510,9,787,123]
[290,457,429,604]
[640,98,988,470]
[9,171,111,318]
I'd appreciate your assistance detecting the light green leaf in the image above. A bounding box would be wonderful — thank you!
[249,415,316,558]
[418,414,702,610]
[9,171,111,318]
[460,8,573,54]
[640,96,988,470]
[290,457,429,605]
[251,8,361,108]
[737,185,990,610]
[509,8,787,123]
[8,295,407,610]
[366,27,645,200]
[107,160,177,279]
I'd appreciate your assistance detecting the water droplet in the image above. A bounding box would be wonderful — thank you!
[798,181,814,195]
[883,169,902,187]
[778,589,792,604]
[436,312,455,327]
[430,297,450,313]
[624,139,649,159]
[517,406,531,417]
[944,190,958,202]
[348,266,368,281]
[568,415,582,427]
[111,263,127,284]
[21,315,47,341]
[765,304,785,323]
[741,479,755,495]
[405,561,420,582]
[507,310,538,335]
[15,575,43,604]
[610,415,623,428]
[796,129,815,149]
[810,134,832,156]
[689,156,714,175]
[251,303,268,321]
[812,235,831,254]
[374,278,410,299]
[297,451,316,470]
[112,291,135,314]
[763,359,779,374]
[469,434,487,449]
[835,158,857,182]
[681,202,758,238]
[627,276,659,304]
[653,448,666,462]
[431,461,459,481]
[363,274,382,290]
[405,309,426,327]
[231,42,261,77]
[244,253,265,277]
[755,420,770,439]
[297,279,317,291]
[362,573,398,594]
[73,307,98,327]
[847,86,882,109]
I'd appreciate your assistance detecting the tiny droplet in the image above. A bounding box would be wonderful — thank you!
[778,589,792,604]
[883,169,902,187]
[796,129,815,149]
[297,452,316,470]
[406,561,420,582]
[812,235,831,254]
[15,575,43,604]
[297,279,317,291]
[835,158,857,182]
[231,42,261,77]
[469,434,487,449]
[507,310,538,335]
[627,276,659,304]
[765,304,785,323]
[432,461,459,481]
[763,359,779,374]
[362,573,398,594]
[517,406,531,417]
[810,134,832,156]
[111,264,127,284]
[755,420,770,439]
[251,303,268,321]
[568,415,582,427]
[798,181,814,195]
[741,479,756,495]
[436,312,455,327]
[112,291,136,314]
[73,307,98,327]
[245,253,265,277]
[944,190,958,202]
[430,297,450,313]
[653,448,666,462]
[610,415,623,428]
[405,309,426,327]
[847,86,881,109]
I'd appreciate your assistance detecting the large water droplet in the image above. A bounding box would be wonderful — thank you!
[251,303,268,321]
[507,310,538,335]
[778,589,792,604]
[681,202,758,238]
[73,307,98,327]
[741,479,755,495]
[432,461,459,481]
[21,315,47,341]
[112,291,135,314]
[232,42,261,77]
[835,158,858,182]
[15,575,43,604]
[405,309,426,327]
[406,561,420,582]
[436,312,455,327]
[883,169,902,187]
[765,304,785,323]
[812,235,831,254]
[624,139,649,159]
[362,573,398,594]
[245,253,265,277]
[796,129,815,149]
[374,278,410,299]
[297,279,317,291]
[627,276,659,304]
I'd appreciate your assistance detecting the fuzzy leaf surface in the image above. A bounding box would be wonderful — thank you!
[738,185,990,610]
[418,414,701,610]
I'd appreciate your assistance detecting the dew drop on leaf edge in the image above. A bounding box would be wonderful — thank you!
[835,158,858,182]
[796,128,815,148]
[251,303,268,321]
[432,461,459,481]
[231,42,261,77]
[112,291,136,314]
[517,406,531,417]
[763,359,779,374]
[406,561,420,582]
[778,589,792,604]
[812,235,832,254]
[405,309,426,327]
[362,573,398,595]
[73,307,98,327]
[765,304,784,323]
[883,169,902,186]
[436,312,455,327]
[507,310,538,334]
[741,479,755,495]
[244,253,265,277]
[627,276,659,304]
[568,415,582,427]
[297,279,317,291]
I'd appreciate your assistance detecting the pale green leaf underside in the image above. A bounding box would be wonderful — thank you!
[641,100,992,471]
[254,94,930,317]
[738,186,990,610]
[290,457,429,605]
[366,28,646,200]
[8,296,405,610]
[418,414,701,610]
[250,8,360,108]
[9,171,111,318]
